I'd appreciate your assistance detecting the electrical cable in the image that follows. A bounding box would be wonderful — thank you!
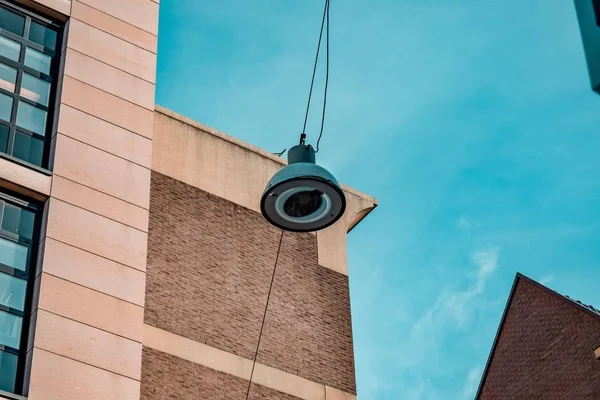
[300,0,330,149]
[244,230,285,400]
[315,0,329,153]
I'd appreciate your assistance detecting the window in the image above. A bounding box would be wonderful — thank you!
[0,1,62,169]
[0,191,39,395]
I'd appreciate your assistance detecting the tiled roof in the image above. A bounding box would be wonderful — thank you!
[563,294,600,319]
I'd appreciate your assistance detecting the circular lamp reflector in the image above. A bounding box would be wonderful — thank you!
[261,145,346,232]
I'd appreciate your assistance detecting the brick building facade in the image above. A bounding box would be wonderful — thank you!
[476,273,600,399]
[0,1,377,399]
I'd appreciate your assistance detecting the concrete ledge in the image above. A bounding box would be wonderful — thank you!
[143,324,253,380]
[142,325,357,400]
[155,106,286,166]
[0,157,51,201]
[252,363,325,400]
[326,386,357,400]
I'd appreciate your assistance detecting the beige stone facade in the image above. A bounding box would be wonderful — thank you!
[0,1,376,399]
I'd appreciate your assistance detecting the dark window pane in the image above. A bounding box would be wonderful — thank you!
[0,124,8,153]
[13,131,43,166]
[2,203,35,239]
[16,102,46,136]
[0,350,18,393]
[0,35,20,62]
[0,238,27,271]
[29,21,57,50]
[24,47,51,75]
[0,273,26,311]
[0,8,25,36]
[0,62,17,92]
[0,92,13,123]
[0,310,22,349]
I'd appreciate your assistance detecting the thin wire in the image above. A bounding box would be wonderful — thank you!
[244,230,285,400]
[300,0,330,145]
[315,0,329,153]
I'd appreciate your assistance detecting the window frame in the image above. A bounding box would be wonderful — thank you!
[0,189,41,396]
[0,0,63,171]
[594,0,600,27]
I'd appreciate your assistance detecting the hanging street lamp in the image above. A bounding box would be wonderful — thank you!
[260,0,346,232]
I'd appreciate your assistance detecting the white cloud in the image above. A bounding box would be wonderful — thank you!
[389,246,499,398]
[462,366,482,399]
[422,247,499,329]
[412,247,500,333]
[458,217,482,230]
[458,216,472,229]
[473,247,499,283]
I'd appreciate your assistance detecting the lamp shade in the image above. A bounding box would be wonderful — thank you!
[261,145,346,232]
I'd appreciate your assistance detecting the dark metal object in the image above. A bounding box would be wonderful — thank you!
[575,0,600,93]
[261,144,346,232]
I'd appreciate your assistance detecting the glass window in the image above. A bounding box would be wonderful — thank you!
[0,350,18,393]
[16,101,46,136]
[0,238,27,271]
[2,203,35,240]
[0,273,26,311]
[0,124,8,153]
[0,8,25,36]
[0,192,39,396]
[0,35,20,62]
[0,92,12,122]
[24,47,51,75]
[20,73,50,106]
[29,21,57,50]
[0,63,16,92]
[13,131,43,166]
[0,3,62,170]
[0,311,22,349]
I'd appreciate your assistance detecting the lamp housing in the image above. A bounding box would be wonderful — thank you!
[261,144,346,232]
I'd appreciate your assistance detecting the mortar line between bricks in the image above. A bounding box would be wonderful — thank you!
[245,229,284,400]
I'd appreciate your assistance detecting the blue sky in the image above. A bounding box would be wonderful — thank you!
[156,1,600,398]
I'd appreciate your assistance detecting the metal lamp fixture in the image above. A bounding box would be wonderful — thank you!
[261,0,344,232]
[261,144,346,232]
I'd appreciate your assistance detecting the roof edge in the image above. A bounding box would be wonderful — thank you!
[515,272,600,321]
[155,105,287,166]
[474,272,520,399]
[154,105,378,229]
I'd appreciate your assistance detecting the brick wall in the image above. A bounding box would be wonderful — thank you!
[247,384,303,400]
[145,172,281,359]
[143,171,357,397]
[257,232,356,394]
[478,278,600,399]
[140,347,248,399]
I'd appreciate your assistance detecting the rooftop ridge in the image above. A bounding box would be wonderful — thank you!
[562,294,600,317]
[516,273,600,321]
